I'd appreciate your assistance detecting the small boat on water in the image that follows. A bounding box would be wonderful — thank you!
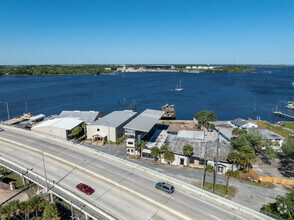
[161,104,176,120]
[175,80,183,91]
[286,101,294,110]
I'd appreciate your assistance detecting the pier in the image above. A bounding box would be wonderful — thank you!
[273,111,294,121]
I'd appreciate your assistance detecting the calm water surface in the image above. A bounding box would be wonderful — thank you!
[0,67,294,122]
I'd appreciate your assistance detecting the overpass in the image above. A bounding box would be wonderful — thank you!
[0,125,272,220]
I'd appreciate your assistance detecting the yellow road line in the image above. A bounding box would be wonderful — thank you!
[0,140,196,220]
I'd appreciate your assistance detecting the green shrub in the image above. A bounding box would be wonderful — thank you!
[226,170,240,178]
[241,169,248,173]
[206,164,214,172]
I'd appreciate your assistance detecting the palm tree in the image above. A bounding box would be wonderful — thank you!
[240,145,257,171]
[164,150,175,165]
[151,146,160,161]
[135,140,145,156]
[227,151,239,171]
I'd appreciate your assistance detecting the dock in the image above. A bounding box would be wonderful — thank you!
[273,111,294,121]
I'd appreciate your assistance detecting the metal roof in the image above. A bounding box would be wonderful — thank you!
[248,127,285,140]
[29,114,45,121]
[58,110,101,124]
[124,109,164,133]
[89,110,137,128]
[33,118,83,130]
[231,118,251,127]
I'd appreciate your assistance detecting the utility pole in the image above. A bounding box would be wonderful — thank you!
[36,176,40,195]
[70,200,74,220]
[201,142,208,189]
[42,150,49,192]
[213,129,219,193]
[6,102,10,120]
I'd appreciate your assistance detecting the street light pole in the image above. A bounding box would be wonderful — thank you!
[213,129,220,193]
[42,150,49,192]
[201,142,208,189]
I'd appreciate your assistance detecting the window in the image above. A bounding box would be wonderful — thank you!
[127,149,130,152]
[131,149,134,152]
[128,141,133,145]
[97,129,100,131]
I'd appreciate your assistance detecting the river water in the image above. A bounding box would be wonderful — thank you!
[0,67,293,122]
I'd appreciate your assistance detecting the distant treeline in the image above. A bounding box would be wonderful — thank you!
[0,65,116,76]
[175,65,254,73]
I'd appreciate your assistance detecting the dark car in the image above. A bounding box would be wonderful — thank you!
[76,183,94,195]
[0,127,3,132]
[155,182,175,194]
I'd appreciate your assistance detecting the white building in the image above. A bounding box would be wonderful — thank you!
[229,118,257,129]
[58,110,103,124]
[31,118,83,140]
[186,66,191,69]
[87,110,137,143]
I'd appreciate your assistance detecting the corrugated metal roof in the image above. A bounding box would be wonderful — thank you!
[29,114,45,121]
[89,110,137,128]
[124,109,164,133]
[33,118,83,130]
[58,110,101,123]
[249,127,284,140]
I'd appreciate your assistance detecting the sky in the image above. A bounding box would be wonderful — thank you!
[0,0,294,65]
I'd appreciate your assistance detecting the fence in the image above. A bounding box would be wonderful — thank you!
[248,168,294,185]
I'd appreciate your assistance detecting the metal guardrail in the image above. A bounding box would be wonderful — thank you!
[0,158,110,220]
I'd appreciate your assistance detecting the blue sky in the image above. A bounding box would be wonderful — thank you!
[0,0,293,65]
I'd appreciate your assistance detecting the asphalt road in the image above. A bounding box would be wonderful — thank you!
[0,128,250,220]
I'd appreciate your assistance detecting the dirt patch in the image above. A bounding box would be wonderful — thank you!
[159,120,200,131]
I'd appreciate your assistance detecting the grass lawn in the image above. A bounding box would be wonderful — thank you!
[192,181,237,199]
[280,122,294,130]
[257,121,290,138]
[2,172,24,189]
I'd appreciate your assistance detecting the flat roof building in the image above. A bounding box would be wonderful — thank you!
[58,110,103,124]
[124,109,164,156]
[87,110,137,143]
[31,118,83,140]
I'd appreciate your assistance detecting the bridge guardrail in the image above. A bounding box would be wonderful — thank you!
[0,125,273,220]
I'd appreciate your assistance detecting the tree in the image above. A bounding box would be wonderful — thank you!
[230,135,250,150]
[160,145,168,154]
[71,126,82,139]
[135,140,145,156]
[43,203,59,219]
[164,150,175,164]
[262,140,277,161]
[195,110,217,128]
[265,187,294,219]
[151,146,160,161]
[281,139,294,169]
[232,128,247,137]
[227,151,239,171]
[183,144,193,157]
[239,145,257,170]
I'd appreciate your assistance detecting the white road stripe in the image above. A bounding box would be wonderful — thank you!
[107,195,119,202]
[210,214,222,220]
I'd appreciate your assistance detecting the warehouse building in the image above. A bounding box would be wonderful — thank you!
[124,109,164,156]
[58,110,103,124]
[87,110,137,144]
[31,117,83,140]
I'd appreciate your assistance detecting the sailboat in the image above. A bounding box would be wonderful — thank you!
[175,80,183,91]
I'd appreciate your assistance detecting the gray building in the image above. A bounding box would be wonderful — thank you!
[124,109,164,156]
[58,110,103,124]
[87,110,137,143]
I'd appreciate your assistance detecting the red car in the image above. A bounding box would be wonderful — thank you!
[76,183,94,195]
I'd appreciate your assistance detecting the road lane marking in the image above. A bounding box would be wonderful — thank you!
[107,195,119,202]
[0,140,180,220]
[210,215,222,220]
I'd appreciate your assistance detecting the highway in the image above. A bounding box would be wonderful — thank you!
[0,128,255,220]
